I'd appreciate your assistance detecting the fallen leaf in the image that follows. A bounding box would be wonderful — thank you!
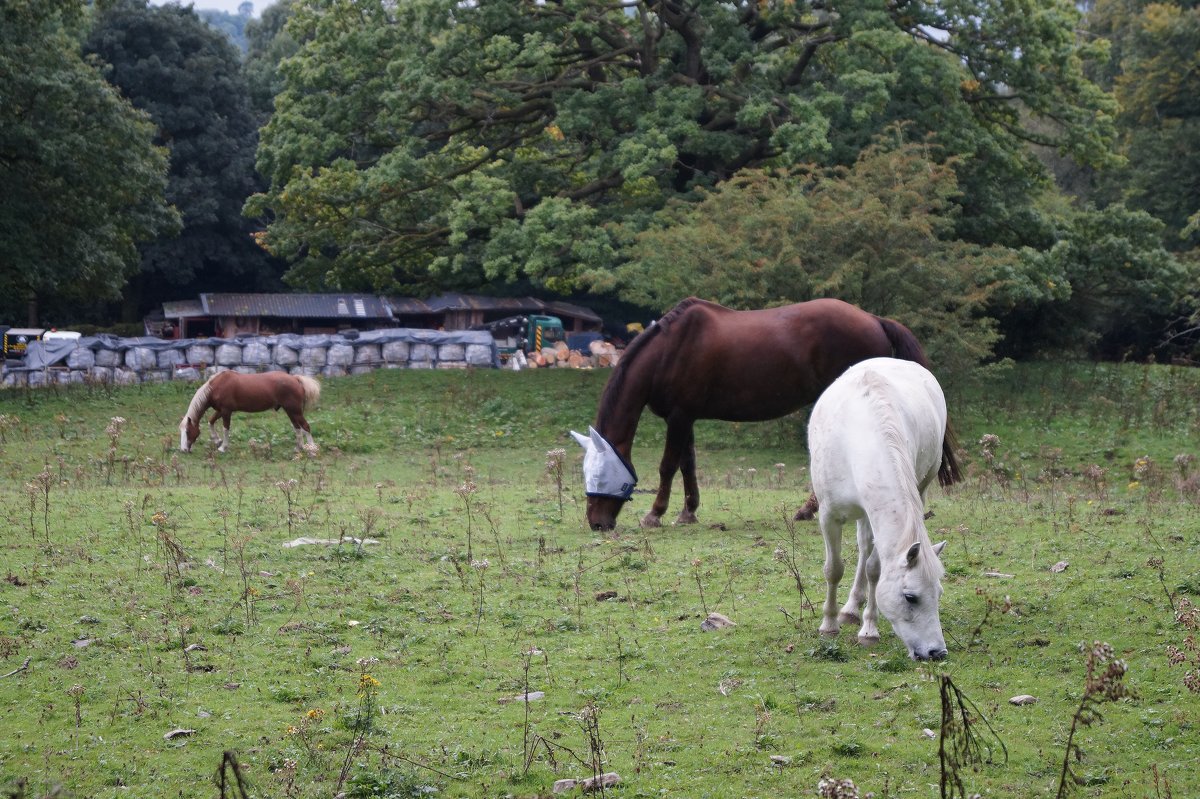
[1009,695,1038,706]
[164,728,196,740]
[1050,561,1069,573]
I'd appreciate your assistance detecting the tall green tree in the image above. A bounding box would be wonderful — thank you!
[618,133,1025,372]
[243,0,299,123]
[1087,0,1200,252]
[249,0,1115,295]
[86,0,280,320]
[0,0,177,325]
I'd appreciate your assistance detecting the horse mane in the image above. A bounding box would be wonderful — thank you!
[596,298,710,424]
[860,370,944,581]
[180,376,215,429]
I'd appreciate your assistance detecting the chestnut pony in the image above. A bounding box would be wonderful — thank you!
[573,297,961,531]
[179,371,320,453]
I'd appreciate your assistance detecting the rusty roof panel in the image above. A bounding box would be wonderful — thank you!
[200,293,392,319]
[163,300,205,319]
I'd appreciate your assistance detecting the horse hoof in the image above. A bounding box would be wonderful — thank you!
[639,513,662,528]
[674,511,698,525]
[837,611,862,626]
[818,628,839,638]
[857,635,880,647]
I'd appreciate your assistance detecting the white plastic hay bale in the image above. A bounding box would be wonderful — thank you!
[382,341,410,363]
[299,347,327,368]
[125,347,157,371]
[215,343,243,367]
[185,344,215,365]
[437,343,465,362]
[94,348,121,367]
[66,348,95,369]
[273,344,298,366]
[353,343,381,364]
[326,343,355,367]
[114,368,140,385]
[466,344,494,367]
[410,343,435,363]
[242,341,272,366]
[156,349,185,369]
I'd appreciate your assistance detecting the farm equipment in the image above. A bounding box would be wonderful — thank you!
[2,327,45,361]
[473,314,565,361]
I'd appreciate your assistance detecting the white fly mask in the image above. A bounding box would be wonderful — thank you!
[570,426,638,501]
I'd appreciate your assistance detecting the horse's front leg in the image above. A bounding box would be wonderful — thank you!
[218,413,232,453]
[859,541,882,645]
[841,519,880,644]
[818,509,844,637]
[641,416,688,528]
[208,410,223,445]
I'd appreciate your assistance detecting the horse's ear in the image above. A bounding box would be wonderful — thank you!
[587,426,609,453]
[569,430,591,451]
[932,540,947,557]
[905,541,921,567]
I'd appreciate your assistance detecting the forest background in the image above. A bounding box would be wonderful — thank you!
[2,0,1199,369]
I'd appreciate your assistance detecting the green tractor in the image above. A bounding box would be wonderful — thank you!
[474,314,565,361]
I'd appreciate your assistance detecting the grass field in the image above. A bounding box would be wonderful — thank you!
[1,362,1198,798]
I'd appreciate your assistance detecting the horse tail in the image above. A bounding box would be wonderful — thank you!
[877,317,931,369]
[877,316,963,487]
[296,375,321,410]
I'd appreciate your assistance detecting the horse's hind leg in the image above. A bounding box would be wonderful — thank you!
[818,509,845,637]
[288,411,316,451]
[675,425,699,525]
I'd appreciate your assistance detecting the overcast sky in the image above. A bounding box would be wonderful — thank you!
[149,0,263,17]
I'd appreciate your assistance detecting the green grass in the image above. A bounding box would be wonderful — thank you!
[1,362,1198,798]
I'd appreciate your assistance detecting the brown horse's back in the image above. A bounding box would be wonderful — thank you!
[642,298,899,422]
[210,370,304,413]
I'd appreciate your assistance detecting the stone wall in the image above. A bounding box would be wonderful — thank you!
[2,328,498,388]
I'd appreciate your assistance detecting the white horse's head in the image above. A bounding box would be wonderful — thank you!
[876,540,948,661]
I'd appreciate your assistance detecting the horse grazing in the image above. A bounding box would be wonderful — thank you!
[571,297,961,531]
[810,358,949,661]
[179,371,320,453]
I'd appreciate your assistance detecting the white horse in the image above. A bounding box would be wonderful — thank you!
[809,358,950,661]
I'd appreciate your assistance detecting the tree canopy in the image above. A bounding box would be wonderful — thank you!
[0,0,177,324]
[249,0,1117,298]
[85,0,281,319]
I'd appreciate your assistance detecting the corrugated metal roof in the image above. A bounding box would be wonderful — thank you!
[163,300,205,319]
[387,294,600,321]
[386,297,439,314]
[200,293,392,320]
[422,294,545,313]
[542,300,602,324]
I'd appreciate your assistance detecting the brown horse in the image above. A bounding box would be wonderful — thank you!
[574,297,961,530]
[179,370,321,453]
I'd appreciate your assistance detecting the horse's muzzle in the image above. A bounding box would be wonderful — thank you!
[914,647,948,662]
